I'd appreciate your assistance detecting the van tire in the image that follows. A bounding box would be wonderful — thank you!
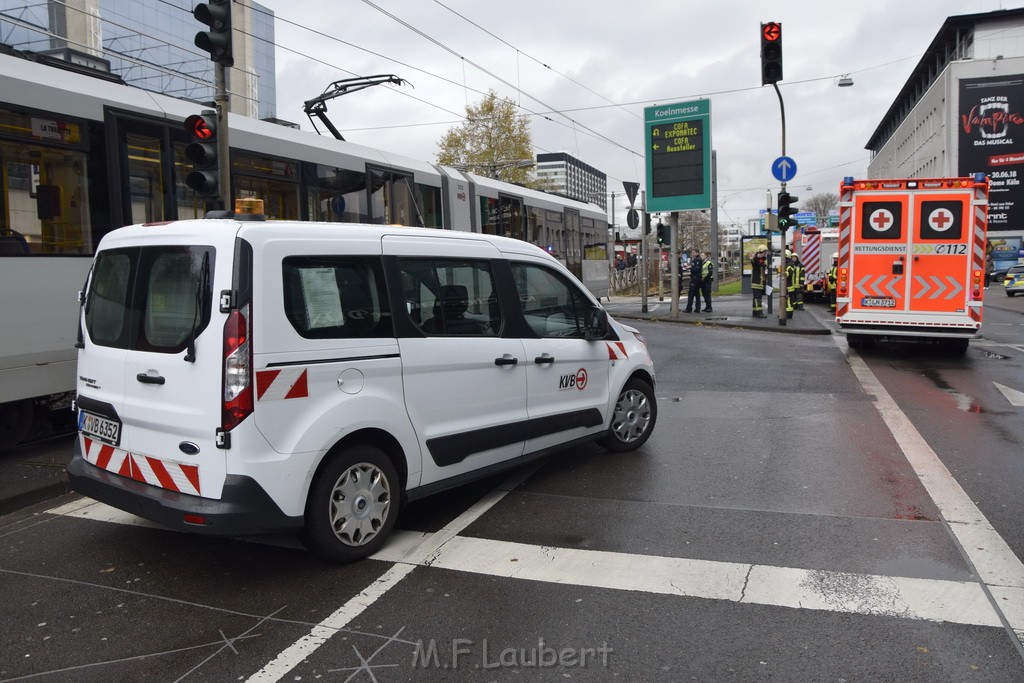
[597,378,656,452]
[301,445,399,563]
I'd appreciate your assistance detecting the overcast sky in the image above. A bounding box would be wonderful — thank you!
[255,0,1020,227]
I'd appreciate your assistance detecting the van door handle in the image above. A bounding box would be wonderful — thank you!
[534,354,555,365]
[136,373,166,385]
[494,355,518,366]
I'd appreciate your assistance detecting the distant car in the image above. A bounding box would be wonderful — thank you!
[1004,264,1024,297]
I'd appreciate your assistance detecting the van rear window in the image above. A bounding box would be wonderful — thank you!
[282,256,392,339]
[84,246,214,352]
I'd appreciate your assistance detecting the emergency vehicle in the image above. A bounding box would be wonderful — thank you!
[835,175,989,354]
[796,227,838,302]
[66,202,657,563]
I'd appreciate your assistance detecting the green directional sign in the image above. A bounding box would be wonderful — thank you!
[644,99,712,212]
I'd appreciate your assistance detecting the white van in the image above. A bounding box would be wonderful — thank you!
[67,213,657,562]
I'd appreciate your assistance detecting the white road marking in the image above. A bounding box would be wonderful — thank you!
[840,339,1024,638]
[994,382,1024,407]
[47,497,1006,629]
[428,536,1001,627]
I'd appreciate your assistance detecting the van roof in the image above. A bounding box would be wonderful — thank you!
[101,219,559,261]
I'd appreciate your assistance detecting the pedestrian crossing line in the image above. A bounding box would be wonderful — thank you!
[46,499,1003,629]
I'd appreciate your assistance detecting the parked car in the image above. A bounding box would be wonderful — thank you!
[1004,263,1024,296]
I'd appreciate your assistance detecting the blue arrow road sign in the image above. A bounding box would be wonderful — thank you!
[772,156,797,182]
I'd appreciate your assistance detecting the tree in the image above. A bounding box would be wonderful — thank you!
[804,192,838,227]
[436,90,534,185]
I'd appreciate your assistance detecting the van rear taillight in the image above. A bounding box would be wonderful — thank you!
[222,303,253,430]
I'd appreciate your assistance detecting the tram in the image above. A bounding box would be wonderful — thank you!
[0,47,609,448]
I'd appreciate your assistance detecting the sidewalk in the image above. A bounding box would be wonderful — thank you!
[604,292,834,335]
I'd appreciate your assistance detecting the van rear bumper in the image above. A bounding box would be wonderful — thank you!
[66,442,304,536]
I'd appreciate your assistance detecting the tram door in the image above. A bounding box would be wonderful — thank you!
[564,208,581,278]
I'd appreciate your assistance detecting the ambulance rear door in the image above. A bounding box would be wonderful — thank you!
[905,190,974,320]
[849,192,910,314]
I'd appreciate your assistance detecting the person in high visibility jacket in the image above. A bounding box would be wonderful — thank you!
[792,252,805,311]
[826,252,839,313]
[750,246,769,318]
[699,251,714,312]
[684,249,703,312]
[785,250,799,319]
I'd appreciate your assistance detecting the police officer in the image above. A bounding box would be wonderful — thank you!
[826,252,839,314]
[751,246,769,318]
[684,249,703,312]
[699,251,714,312]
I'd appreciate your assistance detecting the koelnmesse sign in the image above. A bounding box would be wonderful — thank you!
[644,99,712,212]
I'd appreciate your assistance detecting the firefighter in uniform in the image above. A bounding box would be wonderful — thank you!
[785,250,798,319]
[750,246,769,318]
[792,251,805,311]
[826,252,839,314]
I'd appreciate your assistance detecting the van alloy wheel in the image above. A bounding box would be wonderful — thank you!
[597,378,657,452]
[302,444,400,563]
[330,463,391,546]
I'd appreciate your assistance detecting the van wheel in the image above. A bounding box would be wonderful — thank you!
[302,445,399,563]
[597,378,657,452]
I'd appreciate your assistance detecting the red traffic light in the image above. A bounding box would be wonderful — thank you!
[762,22,781,42]
[185,113,215,140]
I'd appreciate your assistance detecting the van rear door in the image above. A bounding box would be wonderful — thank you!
[81,234,229,501]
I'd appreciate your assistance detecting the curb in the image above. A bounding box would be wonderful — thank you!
[614,313,833,335]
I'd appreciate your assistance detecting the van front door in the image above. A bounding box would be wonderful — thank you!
[385,235,528,487]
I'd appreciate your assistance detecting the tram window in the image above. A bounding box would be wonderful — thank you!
[370,167,423,227]
[416,183,442,228]
[480,197,499,235]
[305,164,369,223]
[0,139,91,255]
[126,132,165,225]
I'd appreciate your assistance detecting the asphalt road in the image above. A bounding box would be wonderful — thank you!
[2,298,1023,681]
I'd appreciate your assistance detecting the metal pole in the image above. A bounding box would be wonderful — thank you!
[215,62,230,213]
[710,150,719,294]
[669,210,679,316]
[641,190,649,313]
[774,82,787,326]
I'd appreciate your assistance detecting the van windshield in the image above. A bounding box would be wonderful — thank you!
[85,246,215,353]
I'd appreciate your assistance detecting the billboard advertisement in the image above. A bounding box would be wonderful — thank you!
[958,75,1024,232]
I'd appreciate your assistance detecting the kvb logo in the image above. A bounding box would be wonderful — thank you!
[559,368,588,391]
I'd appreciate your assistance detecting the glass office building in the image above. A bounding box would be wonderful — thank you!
[0,0,276,119]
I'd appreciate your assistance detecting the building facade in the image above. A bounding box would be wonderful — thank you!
[0,0,275,119]
[866,7,1024,263]
[535,151,608,211]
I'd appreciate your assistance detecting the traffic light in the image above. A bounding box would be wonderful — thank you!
[760,21,783,85]
[184,111,219,197]
[194,0,233,67]
[656,223,669,245]
[777,191,799,230]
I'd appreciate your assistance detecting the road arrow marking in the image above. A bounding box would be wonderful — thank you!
[994,382,1024,407]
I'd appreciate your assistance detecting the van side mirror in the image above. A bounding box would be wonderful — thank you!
[584,306,609,340]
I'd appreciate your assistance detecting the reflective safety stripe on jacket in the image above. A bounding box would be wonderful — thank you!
[701,260,713,280]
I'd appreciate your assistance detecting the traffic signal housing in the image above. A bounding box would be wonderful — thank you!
[760,21,783,85]
[194,0,233,67]
[656,222,670,245]
[777,191,799,230]
[184,111,219,197]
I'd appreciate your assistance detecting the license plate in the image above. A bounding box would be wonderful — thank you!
[861,297,896,308]
[79,410,121,447]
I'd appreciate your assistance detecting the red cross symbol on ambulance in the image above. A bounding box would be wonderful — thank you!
[869,208,895,232]
[928,207,953,232]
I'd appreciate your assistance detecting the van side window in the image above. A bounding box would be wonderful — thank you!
[510,263,588,338]
[283,257,392,339]
[398,259,500,337]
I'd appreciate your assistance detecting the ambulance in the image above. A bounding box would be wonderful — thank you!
[835,175,989,354]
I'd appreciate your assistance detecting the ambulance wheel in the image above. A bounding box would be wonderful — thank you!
[943,338,969,357]
[847,333,872,350]
[1008,291,1016,297]
[302,444,399,563]
[597,377,657,452]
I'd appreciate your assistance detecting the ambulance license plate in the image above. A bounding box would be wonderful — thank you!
[78,410,121,447]
[861,297,896,308]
